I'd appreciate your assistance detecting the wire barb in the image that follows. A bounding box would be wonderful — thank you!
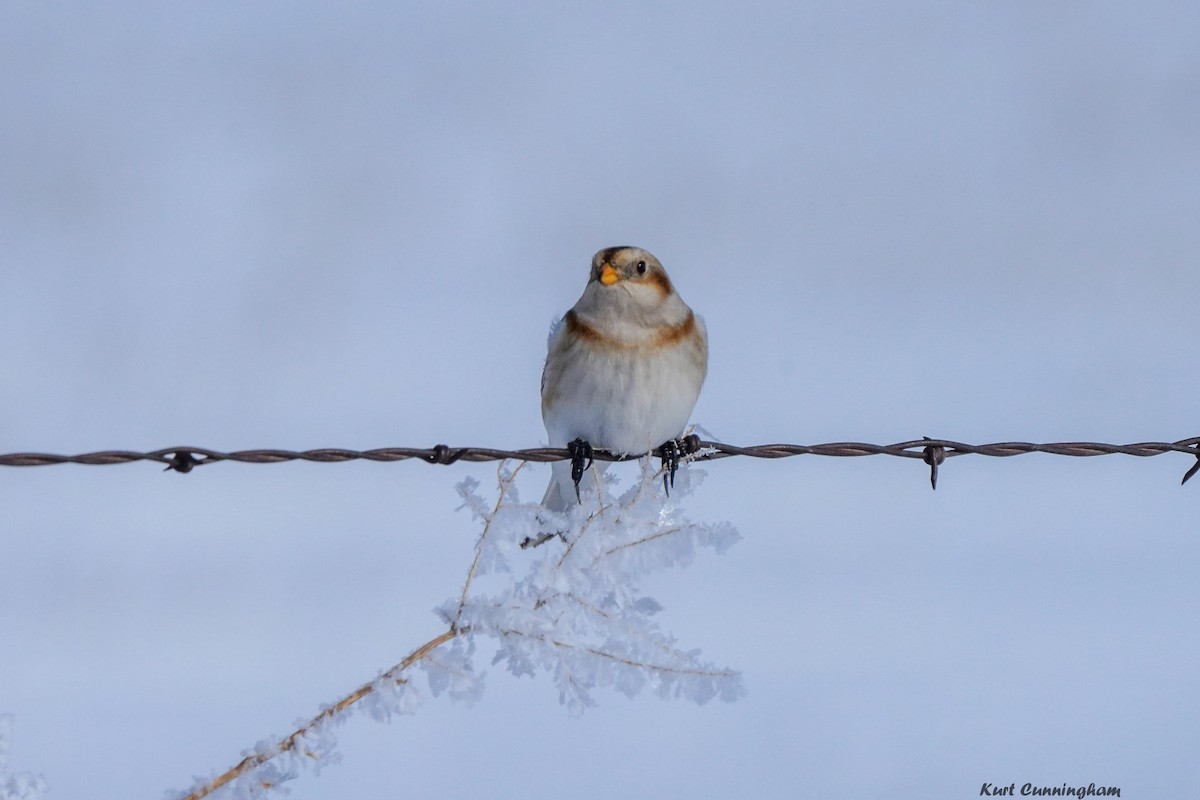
[165,450,201,473]
[425,444,465,465]
[1182,448,1200,485]
[922,436,946,490]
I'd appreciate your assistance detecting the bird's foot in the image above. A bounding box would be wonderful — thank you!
[568,437,594,503]
[658,438,683,496]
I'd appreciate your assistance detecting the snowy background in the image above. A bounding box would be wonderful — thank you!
[2,2,1198,797]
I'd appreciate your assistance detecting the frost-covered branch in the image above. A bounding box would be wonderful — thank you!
[443,457,743,714]
[452,461,526,630]
[176,455,741,797]
[175,628,464,800]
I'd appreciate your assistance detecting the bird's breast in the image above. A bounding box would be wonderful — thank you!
[561,309,699,351]
[541,311,706,455]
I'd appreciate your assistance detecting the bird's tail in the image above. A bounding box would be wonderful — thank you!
[541,460,573,512]
[541,459,609,511]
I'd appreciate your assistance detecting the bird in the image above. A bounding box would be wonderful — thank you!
[540,246,708,511]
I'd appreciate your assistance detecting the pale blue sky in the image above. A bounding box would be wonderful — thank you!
[2,3,1198,797]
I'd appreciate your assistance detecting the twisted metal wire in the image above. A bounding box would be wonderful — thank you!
[2,436,1199,486]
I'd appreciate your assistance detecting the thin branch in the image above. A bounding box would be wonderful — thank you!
[499,628,737,680]
[180,627,461,800]
[554,496,607,570]
[602,525,684,558]
[453,461,523,630]
[559,591,718,667]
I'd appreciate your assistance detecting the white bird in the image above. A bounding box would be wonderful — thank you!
[540,246,708,511]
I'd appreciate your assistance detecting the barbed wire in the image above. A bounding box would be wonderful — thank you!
[2,435,1199,488]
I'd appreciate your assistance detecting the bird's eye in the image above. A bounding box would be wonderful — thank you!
[636,260,647,274]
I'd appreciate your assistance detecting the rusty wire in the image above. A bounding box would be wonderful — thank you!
[2,435,1199,487]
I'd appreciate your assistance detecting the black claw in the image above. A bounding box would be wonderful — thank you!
[567,438,594,503]
[658,439,682,496]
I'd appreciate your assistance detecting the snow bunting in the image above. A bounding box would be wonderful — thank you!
[541,246,708,510]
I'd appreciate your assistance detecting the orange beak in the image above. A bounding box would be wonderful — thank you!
[599,263,620,285]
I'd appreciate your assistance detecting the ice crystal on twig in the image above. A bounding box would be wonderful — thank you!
[447,457,744,715]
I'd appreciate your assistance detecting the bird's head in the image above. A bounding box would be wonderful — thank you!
[588,246,674,301]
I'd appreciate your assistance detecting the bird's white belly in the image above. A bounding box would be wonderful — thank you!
[544,342,700,455]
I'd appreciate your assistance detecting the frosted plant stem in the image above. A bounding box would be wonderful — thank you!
[499,629,739,680]
[452,461,524,630]
[179,627,462,800]
[553,459,624,570]
[600,525,683,558]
